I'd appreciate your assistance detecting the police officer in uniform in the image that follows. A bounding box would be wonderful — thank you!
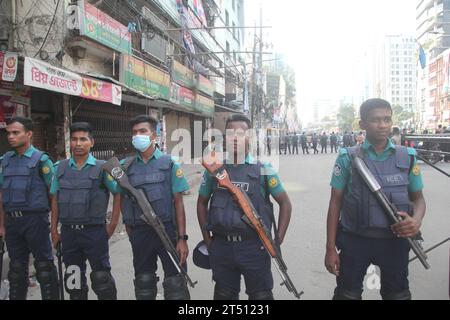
[330,132,338,153]
[291,132,299,155]
[0,117,59,300]
[120,115,190,300]
[300,132,309,155]
[325,99,426,300]
[197,114,293,300]
[50,122,120,300]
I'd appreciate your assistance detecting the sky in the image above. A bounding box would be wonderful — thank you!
[244,0,416,124]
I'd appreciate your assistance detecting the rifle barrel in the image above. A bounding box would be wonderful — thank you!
[353,156,430,270]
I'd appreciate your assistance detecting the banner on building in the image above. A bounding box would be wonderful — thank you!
[171,60,195,89]
[120,54,171,100]
[151,0,217,53]
[78,0,131,54]
[170,82,195,111]
[195,74,213,97]
[192,0,208,28]
[195,93,214,117]
[0,52,19,82]
[24,57,122,105]
[176,0,196,56]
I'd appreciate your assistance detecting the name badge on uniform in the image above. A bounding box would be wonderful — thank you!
[383,174,405,185]
[218,181,249,192]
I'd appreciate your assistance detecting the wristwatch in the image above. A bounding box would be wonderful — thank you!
[178,235,189,241]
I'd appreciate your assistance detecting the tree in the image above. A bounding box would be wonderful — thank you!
[392,105,414,125]
[337,103,356,132]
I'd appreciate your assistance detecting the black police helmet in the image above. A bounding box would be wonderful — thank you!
[193,240,211,270]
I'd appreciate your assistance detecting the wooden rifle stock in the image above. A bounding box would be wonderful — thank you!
[201,152,303,298]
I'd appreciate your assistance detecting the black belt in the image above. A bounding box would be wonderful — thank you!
[62,224,104,230]
[213,233,258,243]
[6,210,48,218]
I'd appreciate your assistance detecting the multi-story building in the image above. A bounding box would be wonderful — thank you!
[416,0,450,129]
[0,0,245,158]
[416,0,450,59]
[383,35,417,112]
[364,35,417,115]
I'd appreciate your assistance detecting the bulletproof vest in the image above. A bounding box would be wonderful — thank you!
[56,159,109,225]
[1,150,49,212]
[340,146,412,239]
[207,162,274,235]
[121,154,174,226]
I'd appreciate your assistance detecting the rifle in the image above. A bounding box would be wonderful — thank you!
[103,157,197,288]
[56,242,64,300]
[0,237,4,292]
[351,154,430,270]
[409,237,450,263]
[202,152,304,299]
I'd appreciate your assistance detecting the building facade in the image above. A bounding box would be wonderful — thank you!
[0,0,246,160]
[416,0,450,129]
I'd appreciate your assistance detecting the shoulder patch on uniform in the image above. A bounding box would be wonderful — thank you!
[107,173,114,181]
[268,177,278,188]
[42,166,50,175]
[333,164,342,177]
[412,164,421,176]
[176,168,184,178]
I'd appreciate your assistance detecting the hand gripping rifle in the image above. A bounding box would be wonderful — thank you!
[351,154,430,269]
[202,152,304,299]
[103,157,197,288]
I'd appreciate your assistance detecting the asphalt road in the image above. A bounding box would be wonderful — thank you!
[11,151,450,300]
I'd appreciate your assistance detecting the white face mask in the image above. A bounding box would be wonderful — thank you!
[132,135,152,152]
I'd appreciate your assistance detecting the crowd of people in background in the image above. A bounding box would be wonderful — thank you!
[265,125,450,162]
[265,131,367,156]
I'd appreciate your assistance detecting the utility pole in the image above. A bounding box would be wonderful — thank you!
[259,5,264,128]
[251,23,257,126]
[257,5,264,156]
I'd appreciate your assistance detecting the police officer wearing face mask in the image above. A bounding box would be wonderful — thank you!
[49,122,121,300]
[0,117,59,300]
[120,115,190,300]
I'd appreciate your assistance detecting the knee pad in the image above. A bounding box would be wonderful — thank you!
[64,271,88,300]
[382,289,412,300]
[90,271,117,300]
[34,260,60,300]
[8,260,29,300]
[134,273,158,300]
[163,274,190,300]
[248,290,274,300]
[332,288,362,300]
[214,284,239,300]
